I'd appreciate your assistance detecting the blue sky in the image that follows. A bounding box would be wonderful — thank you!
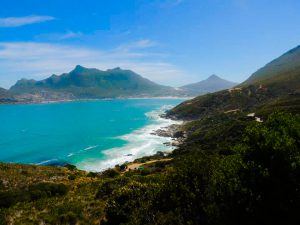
[0,0,300,88]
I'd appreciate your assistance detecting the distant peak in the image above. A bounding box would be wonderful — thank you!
[111,67,122,70]
[207,74,220,79]
[75,65,84,69]
[73,65,87,72]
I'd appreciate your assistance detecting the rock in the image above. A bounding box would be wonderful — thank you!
[152,124,182,138]
[163,142,172,146]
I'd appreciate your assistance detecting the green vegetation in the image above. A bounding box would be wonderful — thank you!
[244,45,300,85]
[168,45,300,120]
[101,112,299,225]
[0,164,105,224]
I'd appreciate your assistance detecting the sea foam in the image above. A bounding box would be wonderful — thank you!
[77,105,181,171]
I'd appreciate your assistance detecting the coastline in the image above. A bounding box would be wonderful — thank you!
[0,100,186,172]
[75,105,184,172]
[0,96,193,106]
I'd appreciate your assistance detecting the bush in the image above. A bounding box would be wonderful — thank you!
[0,182,69,208]
[96,177,130,200]
[87,172,98,178]
[207,112,300,225]
[101,169,119,178]
[68,174,76,180]
[59,212,77,225]
[29,182,69,198]
[64,164,77,171]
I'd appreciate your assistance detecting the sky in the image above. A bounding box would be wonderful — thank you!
[0,0,300,88]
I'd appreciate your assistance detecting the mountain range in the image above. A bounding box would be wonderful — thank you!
[0,66,237,103]
[9,66,178,100]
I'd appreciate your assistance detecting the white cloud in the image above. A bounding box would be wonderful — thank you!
[117,39,157,51]
[35,31,83,41]
[0,41,186,88]
[0,15,55,27]
[59,31,83,40]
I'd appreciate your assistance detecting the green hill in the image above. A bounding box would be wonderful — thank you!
[10,66,179,99]
[244,45,300,86]
[167,46,300,120]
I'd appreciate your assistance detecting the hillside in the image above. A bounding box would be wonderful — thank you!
[0,163,105,224]
[167,46,300,120]
[244,45,300,85]
[0,87,8,97]
[0,87,17,103]
[10,66,179,100]
[180,74,237,96]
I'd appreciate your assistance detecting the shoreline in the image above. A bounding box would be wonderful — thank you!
[76,106,184,172]
[0,96,193,106]
[0,117,185,172]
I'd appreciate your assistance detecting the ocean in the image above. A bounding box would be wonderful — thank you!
[0,98,184,171]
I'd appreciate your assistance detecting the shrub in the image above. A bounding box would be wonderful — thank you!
[101,169,119,178]
[0,182,69,208]
[64,164,77,171]
[87,172,98,178]
[68,174,76,180]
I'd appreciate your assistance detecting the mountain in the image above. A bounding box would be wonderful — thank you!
[10,66,179,100]
[0,87,17,103]
[244,45,300,85]
[167,45,300,120]
[180,75,237,96]
[0,87,8,96]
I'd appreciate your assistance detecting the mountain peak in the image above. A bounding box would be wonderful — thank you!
[73,65,87,72]
[180,75,237,96]
[207,74,220,80]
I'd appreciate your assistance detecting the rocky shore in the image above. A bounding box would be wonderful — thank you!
[151,120,187,147]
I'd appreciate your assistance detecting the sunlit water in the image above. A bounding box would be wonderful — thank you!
[0,98,184,171]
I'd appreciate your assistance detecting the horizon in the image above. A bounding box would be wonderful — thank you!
[0,0,300,88]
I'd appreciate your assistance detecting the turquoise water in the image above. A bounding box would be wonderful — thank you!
[0,99,184,171]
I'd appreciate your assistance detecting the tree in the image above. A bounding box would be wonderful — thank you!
[208,112,300,225]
